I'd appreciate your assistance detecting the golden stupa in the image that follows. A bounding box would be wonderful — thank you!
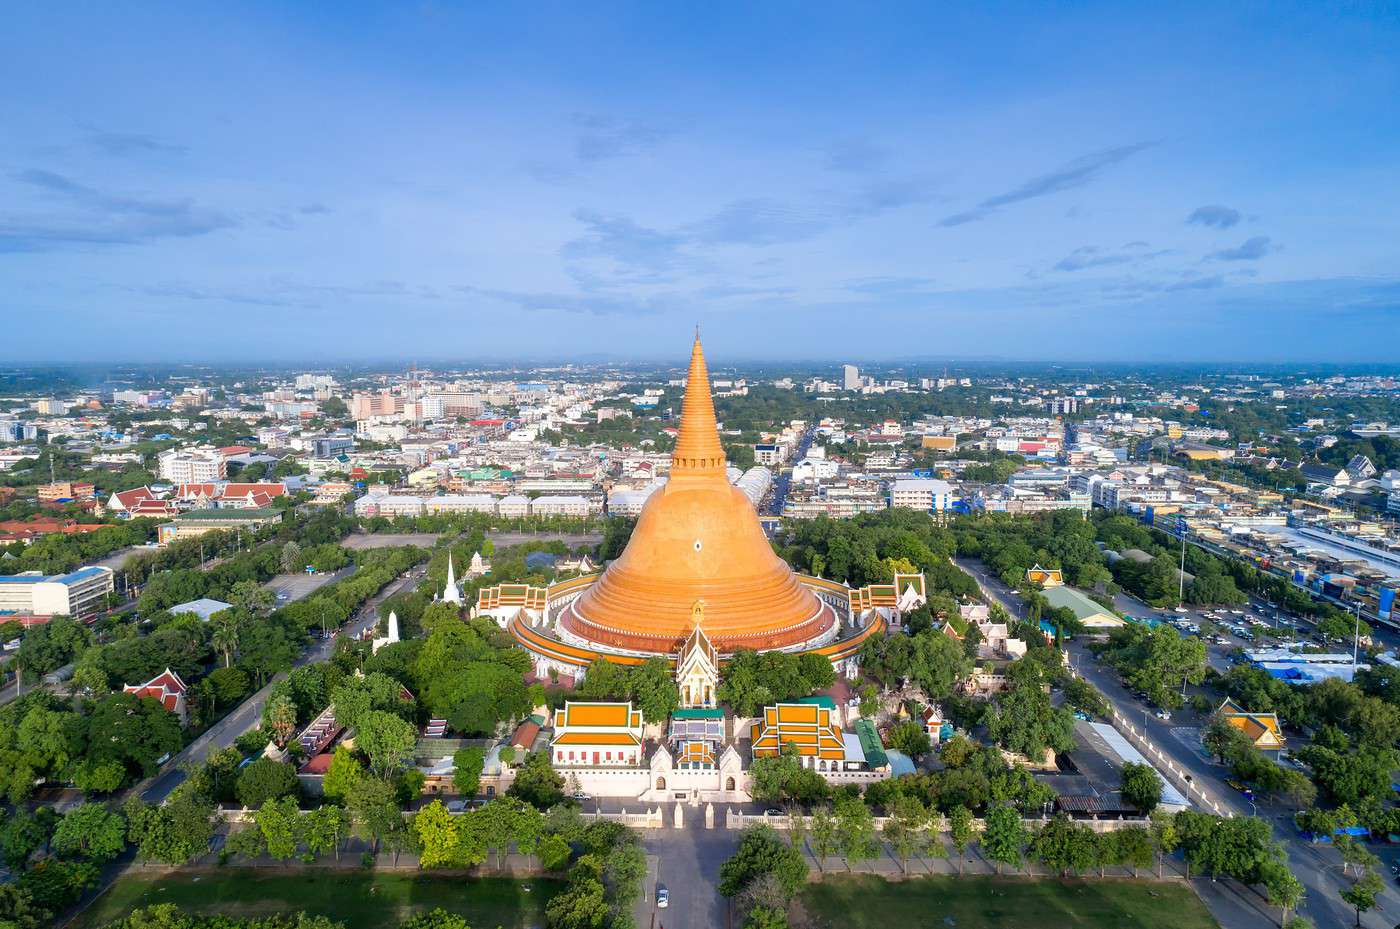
[560,333,832,653]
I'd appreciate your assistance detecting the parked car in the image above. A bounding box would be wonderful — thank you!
[656,885,669,909]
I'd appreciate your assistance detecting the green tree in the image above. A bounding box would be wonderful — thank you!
[400,908,471,929]
[577,658,629,701]
[981,805,1027,874]
[1150,810,1178,879]
[356,710,417,779]
[51,804,126,863]
[883,795,929,873]
[0,811,53,871]
[83,692,183,780]
[72,759,126,795]
[1120,762,1163,814]
[985,661,1075,762]
[1100,624,1207,709]
[628,656,680,723]
[262,694,298,747]
[834,794,877,866]
[808,806,838,871]
[718,825,809,899]
[229,579,275,617]
[887,720,932,758]
[1339,868,1382,927]
[225,824,266,860]
[123,783,215,865]
[281,540,303,574]
[453,746,485,797]
[413,800,463,869]
[256,795,302,860]
[302,805,350,861]
[539,832,572,871]
[347,776,402,856]
[1029,814,1094,877]
[1258,858,1304,928]
[235,758,299,809]
[948,805,975,876]
[507,752,565,810]
[322,745,365,803]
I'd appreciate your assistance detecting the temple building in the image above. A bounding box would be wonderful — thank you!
[676,605,719,709]
[751,701,846,769]
[549,701,644,768]
[441,555,462,606]
[478,333,885,680]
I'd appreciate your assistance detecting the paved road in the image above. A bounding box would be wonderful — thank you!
[765,427,814,517]
[638,808,737,929]
[139,567,422,803]
[952,554,1400,928]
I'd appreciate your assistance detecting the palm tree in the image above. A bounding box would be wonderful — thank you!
[210,610,242,668]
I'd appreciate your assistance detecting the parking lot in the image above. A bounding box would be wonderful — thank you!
[263,566,354,604]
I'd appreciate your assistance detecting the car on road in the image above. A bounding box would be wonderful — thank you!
[276,592,290,601]
[764,807,783,816]
[446,800,468,813]
[1155,709,1172,721]
[655,885,668,908]
[572,792,591,803]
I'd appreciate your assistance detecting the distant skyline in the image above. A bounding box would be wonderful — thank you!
[2,2,1398,362]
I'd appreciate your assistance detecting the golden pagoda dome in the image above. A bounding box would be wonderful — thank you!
[561,333,833,654]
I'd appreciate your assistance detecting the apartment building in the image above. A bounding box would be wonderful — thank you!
[157,448,227,483]
[889,478,954,512]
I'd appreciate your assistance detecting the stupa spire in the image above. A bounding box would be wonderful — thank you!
[671,333,726,477]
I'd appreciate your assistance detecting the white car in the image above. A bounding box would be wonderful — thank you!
[656,886,669,909]
[1155,709,1172,721]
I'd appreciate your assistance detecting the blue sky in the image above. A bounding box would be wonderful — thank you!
[2,2,1397,363]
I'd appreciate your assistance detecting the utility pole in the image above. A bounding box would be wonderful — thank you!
[1178,519,1188,605]
[1353,602,1362,675]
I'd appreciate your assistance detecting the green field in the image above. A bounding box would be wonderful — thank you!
[797,874,1219,929]
[74,870,563,929]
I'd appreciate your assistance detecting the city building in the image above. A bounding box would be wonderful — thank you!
[0,566,114,623]
[889,478,954,512]
[842,364,860,390]
[156,508,282,545]
[157,448,227,483]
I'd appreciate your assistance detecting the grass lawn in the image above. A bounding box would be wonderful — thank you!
[797,874,1219,929]
[74,870,563,929]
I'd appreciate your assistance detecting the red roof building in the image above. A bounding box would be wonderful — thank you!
[123,668,188,724]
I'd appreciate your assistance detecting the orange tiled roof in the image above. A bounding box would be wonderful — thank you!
[751,702,845,759]
[553,731,640,746]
